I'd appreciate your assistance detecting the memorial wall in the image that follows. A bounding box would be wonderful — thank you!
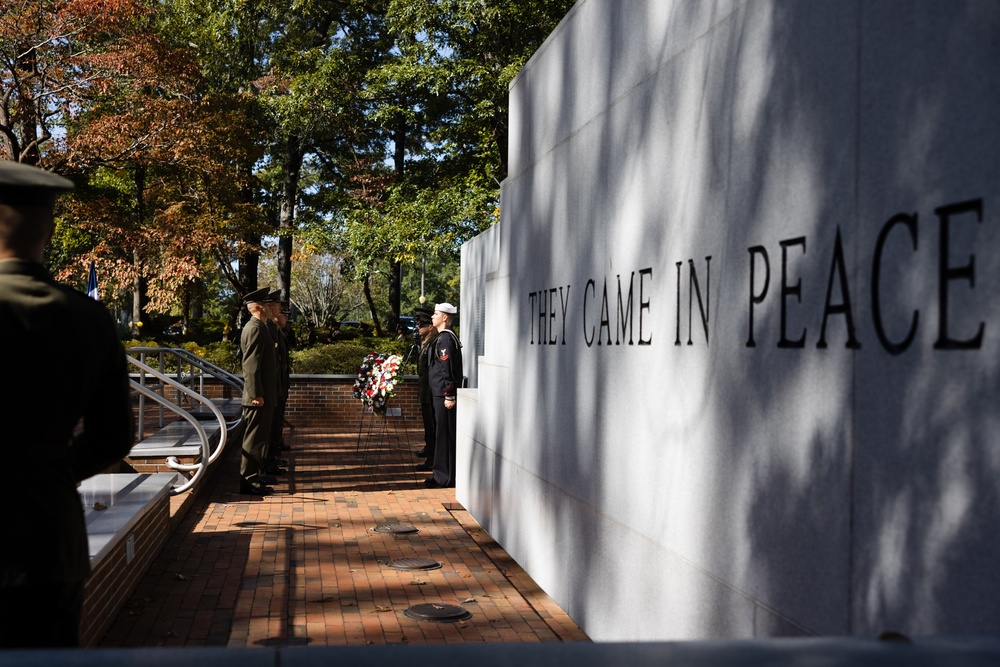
[457,0,1000,640]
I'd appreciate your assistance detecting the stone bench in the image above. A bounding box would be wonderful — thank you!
[128,419,223,458]
[188,397,243,421]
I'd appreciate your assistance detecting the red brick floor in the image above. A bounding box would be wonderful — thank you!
[99,422,589,648]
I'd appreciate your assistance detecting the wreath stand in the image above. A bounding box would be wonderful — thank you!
[355,400,411,483]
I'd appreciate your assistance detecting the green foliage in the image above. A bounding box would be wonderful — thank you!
[37,0,575,337]
[124,338,240,374]
[201,341,241,373]
[400,254,459,312]
[289,338,417,375]
[290,343,372,375]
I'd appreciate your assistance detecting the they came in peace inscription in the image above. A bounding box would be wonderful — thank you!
[527,198,986,355]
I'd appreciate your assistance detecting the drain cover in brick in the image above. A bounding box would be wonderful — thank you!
[372,524,419,535]
[403,603,472,622]
[387,557,441,570]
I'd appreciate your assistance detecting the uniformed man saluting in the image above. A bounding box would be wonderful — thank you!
[426,302,463,488]
[239,287,278,495]
[0,161,134,647]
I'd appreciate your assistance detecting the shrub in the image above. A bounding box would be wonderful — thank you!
[290,343,371,374]
[289,340,418,375]
[123,338,239,374]
[201,341,239,373]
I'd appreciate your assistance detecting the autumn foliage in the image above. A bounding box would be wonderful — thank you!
[0,0,576,330]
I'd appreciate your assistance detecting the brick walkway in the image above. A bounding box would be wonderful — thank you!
[99,421,589,648]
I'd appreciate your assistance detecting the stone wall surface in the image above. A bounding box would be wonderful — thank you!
[458,0,1000,641]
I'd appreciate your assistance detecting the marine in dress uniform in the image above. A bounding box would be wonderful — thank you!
[0,161,134,647]
[263,293,290,476]
[239,288,278,495]
[427,302,463,488]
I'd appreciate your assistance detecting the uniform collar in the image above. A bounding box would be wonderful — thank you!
[0,258,50,279]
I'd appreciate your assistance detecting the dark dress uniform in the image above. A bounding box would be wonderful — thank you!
[429,328,463,487]
[417,330,438,461]
[0,259,133,647]
[240,313,277,490]
[265,317,290,470]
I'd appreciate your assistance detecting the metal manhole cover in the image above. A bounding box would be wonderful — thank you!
[403,603,472,622]
[387,557,442,571]
[372,524,419,535]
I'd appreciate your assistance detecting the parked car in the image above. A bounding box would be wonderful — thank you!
[398,316,416,336]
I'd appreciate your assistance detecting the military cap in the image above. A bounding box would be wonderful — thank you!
[0,160,74,206]
[435,302,457,315]
[414,306,433,318]
[242,287,271,304]
[267,289,281,302]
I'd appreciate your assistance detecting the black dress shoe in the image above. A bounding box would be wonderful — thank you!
[415,449,428,457]
[424,478,445,488]
[415,462,433,471]
[275,458,289,467]
[259,475,278,485]
[266,466,287,475]
[239,482,273,496]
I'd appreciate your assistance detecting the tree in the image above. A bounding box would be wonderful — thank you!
[54,14,268,332]
[338,0,574,328]
[159,0,393,326]
[0,0,160,165]
[260,248,364,340]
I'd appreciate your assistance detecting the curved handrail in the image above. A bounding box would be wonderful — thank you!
[128,357,228,494]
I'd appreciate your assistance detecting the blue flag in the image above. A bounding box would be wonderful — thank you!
[87,261,100,301]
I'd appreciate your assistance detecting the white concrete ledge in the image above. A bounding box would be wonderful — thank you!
[79,473,178,566]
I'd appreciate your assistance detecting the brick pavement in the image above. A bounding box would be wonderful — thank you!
[99,420,589,648]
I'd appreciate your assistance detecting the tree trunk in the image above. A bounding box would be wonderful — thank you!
[131,166,148,337]
[191,280,204,320]
[386,117,406,333]
[227,156,259,332]
[363,274,382,337]
[388,260,401,334]
[14,44,38,164]
[234,230,259,333]
[277,134,303,303]
[131,251,150,337]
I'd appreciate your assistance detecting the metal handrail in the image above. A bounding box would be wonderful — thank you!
[165,347,243,391]
[127,346,243,430]
[128,357,228,495]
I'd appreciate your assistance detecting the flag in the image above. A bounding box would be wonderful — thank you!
[87,261,100,301]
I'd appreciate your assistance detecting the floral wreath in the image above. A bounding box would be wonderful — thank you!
[352,352,403,414]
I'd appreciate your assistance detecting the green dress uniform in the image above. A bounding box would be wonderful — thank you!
[239,314,277,490]
[265,317,289,470]
[0,259,134,647]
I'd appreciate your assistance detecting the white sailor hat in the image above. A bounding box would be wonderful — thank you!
[434,302,457,314]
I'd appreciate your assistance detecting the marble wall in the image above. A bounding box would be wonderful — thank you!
[458,0,1000,640]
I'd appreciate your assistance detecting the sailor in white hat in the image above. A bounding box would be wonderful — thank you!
[426,302,463,488]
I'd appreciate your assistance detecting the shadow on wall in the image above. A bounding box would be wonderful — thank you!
[491,0,1000,638]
